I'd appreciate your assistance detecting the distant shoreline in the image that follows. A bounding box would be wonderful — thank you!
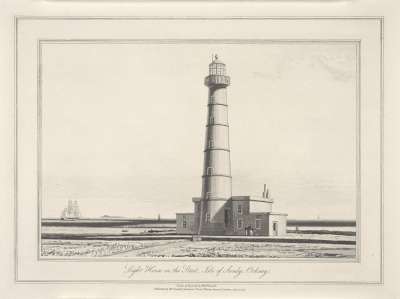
[41,218,356,227]
[41,218,176,227]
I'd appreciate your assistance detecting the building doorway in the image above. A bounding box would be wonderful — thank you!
[224,210,229,227]
[273,222,278,236]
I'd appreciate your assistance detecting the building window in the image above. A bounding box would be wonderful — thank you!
[206,213,210,223]
[182,216,187,228]
[210,96,215,103]
[237,204,242,214]
[237,218,243,229]
[255,215,262,229]
[209,116,214,124]
[206,192,212,199]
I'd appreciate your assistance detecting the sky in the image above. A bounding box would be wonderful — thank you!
[41,42,358,220]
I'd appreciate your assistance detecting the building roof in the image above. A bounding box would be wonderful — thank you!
[269,212,288,216]
[231,195,273,204]
[192,196,274,203]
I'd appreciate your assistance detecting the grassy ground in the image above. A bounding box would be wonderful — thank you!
[41,238,355,259]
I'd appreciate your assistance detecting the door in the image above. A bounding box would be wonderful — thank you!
[273,222,278,236]
[224,209,229,226]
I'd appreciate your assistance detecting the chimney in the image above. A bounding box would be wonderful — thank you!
[262,184,269,198]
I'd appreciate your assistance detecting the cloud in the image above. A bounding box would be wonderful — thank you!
[251,44,356,83]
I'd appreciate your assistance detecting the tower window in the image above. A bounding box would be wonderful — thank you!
[237,204,242,214]
[237,218,243,229]
[206,213,210,223]
[206,167,213,175]
[208,139,214,148]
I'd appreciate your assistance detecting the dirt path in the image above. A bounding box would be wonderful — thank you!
[110,239,187,257]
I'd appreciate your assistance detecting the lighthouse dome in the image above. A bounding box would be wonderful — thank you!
[209,54,225,65]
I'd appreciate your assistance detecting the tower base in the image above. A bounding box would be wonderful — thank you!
[198,222,227,236]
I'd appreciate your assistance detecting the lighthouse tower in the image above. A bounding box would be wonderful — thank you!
[198,55,232,235]
[176,56,288,238]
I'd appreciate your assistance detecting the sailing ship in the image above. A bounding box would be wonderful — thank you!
[60,200,81,220]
